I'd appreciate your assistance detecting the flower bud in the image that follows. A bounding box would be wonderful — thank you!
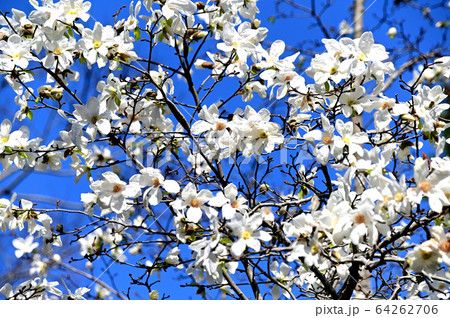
[195,1,205,10]
[400,113,416,121]
[251,19,261,29]
[387,27,397,38]
[149,290,159,300]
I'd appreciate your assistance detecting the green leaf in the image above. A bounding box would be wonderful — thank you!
[114,96,121,106]
[298,187,305,199]
[4,146,13,154]
[67,28,74,38]
[134,28,141,41]
[418,120,424,130]
[22,69,35,76]
[158,31,165,43]
[35,96,40,103]
[19,152,30,159]
[324,81,330,92]
[219,238,232,245]
[26,109,33,120]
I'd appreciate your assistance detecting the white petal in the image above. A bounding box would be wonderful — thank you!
[186,207,202,223]
[162,179,180,193]
[231,239,246,257]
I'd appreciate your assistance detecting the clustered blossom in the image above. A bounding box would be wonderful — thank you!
[0,0,449,300]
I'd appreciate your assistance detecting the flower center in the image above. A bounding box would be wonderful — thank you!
[311,244,320,255]
[12,53,21,59]
[342,136,350,145]
[190,199,200,208]
[420,249,432,260]
[1,136,8,143]
[152,177,161,187]
[262,207,271,215]
[381,102,391,110]
[329,67,338,75]
[113,184,123,193]
[54,48,62,55]
[284,74,292,82]
[323,135,333,144]
[358,52,366,61]
[419,181,431,193]
[439,240,450,253]
[354,213,365,224]
[394,192,403,202]
[260,131,268,138]
[347,100,355,106]
[231,201,239,209]
[215,122,226,131]
[241,230,251,240]
[91,116,99,125]
[93,41,102,49]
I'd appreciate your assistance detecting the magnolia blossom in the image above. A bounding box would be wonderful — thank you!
[209,183,248,219]
[228,213,271,257]
[268,261,294,300]
[191,104,233,148]
[407,157,450,212]
[77,22,114,68]
[170,182,215,223]
[407,239,440,274]
[334,119,368,157]
[130,167,180,208]
[72,97,113,141]
[90,171,141,214]
[431,226,450,266]
[217,22,267,61]
[12,235,38,258]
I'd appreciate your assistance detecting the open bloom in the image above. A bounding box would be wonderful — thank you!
[334,119,368,157]
[208,183,248,219]
[228,213,271,257]
[170,182,214,223]
[73,97,113,141]
[431,226,450,266]
[407,239,440,274]
[407,157,450,212]
[12,235,38,258]
[90,171,141,214]
[130,167,180,208]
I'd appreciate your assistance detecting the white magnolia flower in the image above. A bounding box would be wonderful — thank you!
[78,22,114,68]
[0,34,34,70]
[165,246,183,269]
[431,226,450,266]
[130,167,180,208]
[161,0,197,19]
[170,182,214,223]
[208,183,248,219]
[407,157,450,212]
[268,261,293,300]
[72,97,113,140]
[228,213,271,257]
[407,239,440,274]
[90,171,141,214]
[12,235,38,258]
[334,119,368,157]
